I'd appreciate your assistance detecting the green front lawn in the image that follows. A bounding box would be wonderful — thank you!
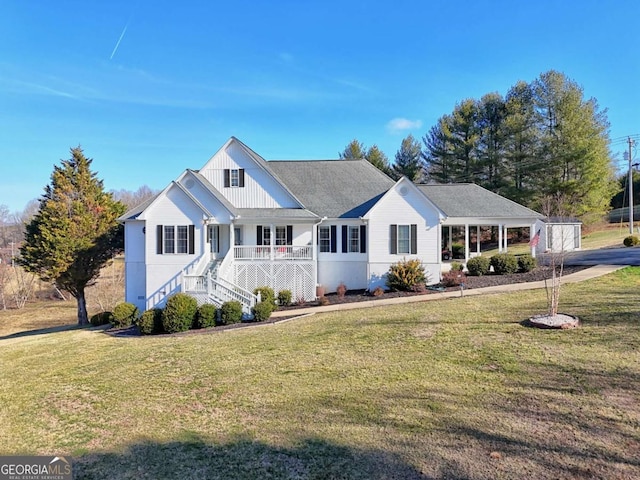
[1,268,639,479]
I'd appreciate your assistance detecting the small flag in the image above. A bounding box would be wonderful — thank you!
[529,228,541,248]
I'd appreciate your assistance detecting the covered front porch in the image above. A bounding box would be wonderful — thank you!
[440,220,537,263]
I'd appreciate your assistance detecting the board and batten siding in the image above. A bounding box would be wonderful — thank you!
[140,185,207,309]
[199,142,299,209]
[366,183,441,290]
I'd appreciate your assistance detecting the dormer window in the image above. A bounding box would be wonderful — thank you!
[224,168,245,188]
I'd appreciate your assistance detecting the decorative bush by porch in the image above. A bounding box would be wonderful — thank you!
[137,308,164,335]
[490,253,519,275]
[441,270,466,287]
[252,301,274,322]
[466,256,490,276]
[386,258,426,291]
[277,289,292,307]
[162,293,198,333]
[220,300,243,325]
[194,304,217,329]
[112,302,139,328]
[254,286,276,308]
[517,254,537,273]
[623,235,639,247]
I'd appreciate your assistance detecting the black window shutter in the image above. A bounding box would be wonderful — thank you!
[239,169,245,187]
[342,225,348,253]
[224,169,230,187]
[360,225,367,253]
[157,225,163,254]
[330,225,337,253]
[286,225,293,245]
[257,226,263,245]
[410,224,417,254]
[188,225,195,254]
[390,225,397,254]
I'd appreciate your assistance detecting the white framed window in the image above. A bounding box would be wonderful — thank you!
[348,226,360,253]
[159,225,194,255]
[397,225,410,254]
[177,226,188,253]
[262,227,271,246]
[275,226,287,246]
[546,225,553,250]
[319,226,331,253]
[574,225,580,249]
[164,226,175,254]
[230,169,239,187]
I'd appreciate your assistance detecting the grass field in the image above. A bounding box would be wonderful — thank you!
[0,268,639,479]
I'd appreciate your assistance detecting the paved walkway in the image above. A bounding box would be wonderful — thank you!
[271,264,625,318]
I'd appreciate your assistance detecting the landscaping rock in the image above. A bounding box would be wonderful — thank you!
[526,313,580,329]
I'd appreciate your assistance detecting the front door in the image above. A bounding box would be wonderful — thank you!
[208,225,220,259]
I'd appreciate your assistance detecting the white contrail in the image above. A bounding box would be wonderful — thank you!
[110,23,129,60]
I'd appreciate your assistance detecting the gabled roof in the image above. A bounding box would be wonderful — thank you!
[417,183,543,219]
[118,194,158,221]
[269,159,395,218]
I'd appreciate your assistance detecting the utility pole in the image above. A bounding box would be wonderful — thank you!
[630,137,637,235]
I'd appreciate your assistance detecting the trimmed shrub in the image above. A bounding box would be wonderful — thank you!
[450,261,464,272]
[623,235,639,247]
[517,254,537,273]
[252,301,273,322]
[277,289,292,307]
[386,258,426,291]
[90,311,113,326]
[254,286,276,308]
[441,270,466,287]
[162,293,198,333]
[451,243,465,259]
[490,253,519,275]
[336,282,348,299]
[137,308,164,335]
[112,302,139,328]
[466,256,491,276]
[195,304,217,329]
[220,300,243,325]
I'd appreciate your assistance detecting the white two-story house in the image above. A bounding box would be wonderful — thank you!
[120,137,541,314]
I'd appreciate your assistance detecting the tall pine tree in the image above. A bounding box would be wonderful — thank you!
[393,134,423,181]
[19,147,125,325]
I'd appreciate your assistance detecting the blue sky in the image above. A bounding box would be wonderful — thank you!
[1,0,638,213]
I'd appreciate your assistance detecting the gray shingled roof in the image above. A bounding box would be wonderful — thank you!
[417,183,543,219]
[269,160,395,218]
[236,208,318,220]
[118,194,158,221]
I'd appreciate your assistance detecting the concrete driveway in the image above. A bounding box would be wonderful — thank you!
[544,246,640,266]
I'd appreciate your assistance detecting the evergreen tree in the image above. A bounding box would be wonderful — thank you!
[393,134,423,181]
[19,147,125,325]
[365,145,392,176]
[339,139,366,159]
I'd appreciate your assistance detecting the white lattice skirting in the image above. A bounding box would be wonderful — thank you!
[234,261,316,302]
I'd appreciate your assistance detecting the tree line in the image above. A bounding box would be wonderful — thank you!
[343,70,618,219]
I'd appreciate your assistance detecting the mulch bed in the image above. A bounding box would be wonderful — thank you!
[280,265,591,309]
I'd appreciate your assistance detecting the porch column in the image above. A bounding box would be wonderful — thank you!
[476,226,481,256]
[312,223,317,261]
[230,223,235,258]
[498,224,503,253]
[464,223,470,262]
[448,226,453,251]
[503,225,508,252]
[270,224,275,260]
[530,223,536,258]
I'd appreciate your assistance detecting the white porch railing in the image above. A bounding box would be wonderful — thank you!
[183,270,258,313]
[234,245,313,261]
